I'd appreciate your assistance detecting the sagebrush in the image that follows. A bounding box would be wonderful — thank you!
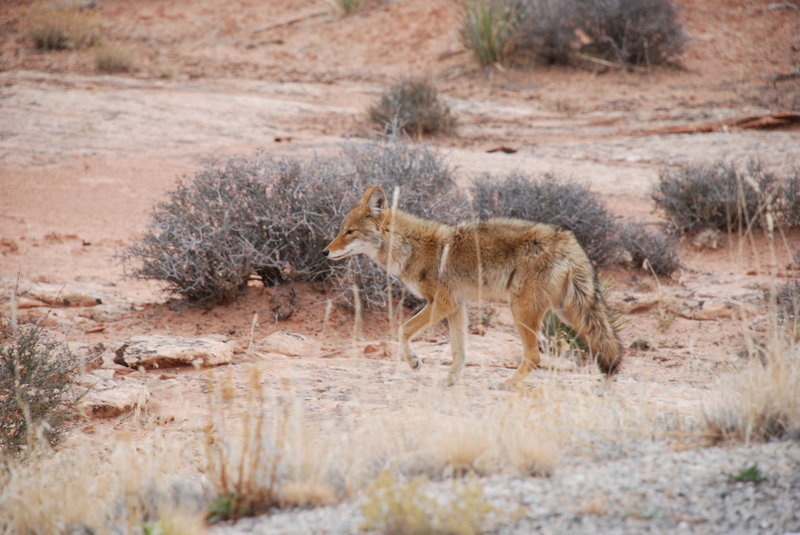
[368,77,456,137]
[619,221,680,276]
[0,325,78,454]
[471,172,622,267]
[652,159,800,234]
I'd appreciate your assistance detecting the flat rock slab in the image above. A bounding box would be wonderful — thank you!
[18,281,104,307]
[113,335,234,369]
[78,380,150,418]
[260,331,320,357]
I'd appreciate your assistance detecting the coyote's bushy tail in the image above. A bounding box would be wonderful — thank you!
[560,264,622,376]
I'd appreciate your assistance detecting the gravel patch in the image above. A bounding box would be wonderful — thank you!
[211,440,800,535]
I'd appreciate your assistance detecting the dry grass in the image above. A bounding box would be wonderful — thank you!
[459,0,521,67]
[326,0,368,16]
[24,1,100,51]
[0,433,207,535]
[95,42,136,74]
[0,354,687,533]
[705,333,800,443]
[204,369,336,521]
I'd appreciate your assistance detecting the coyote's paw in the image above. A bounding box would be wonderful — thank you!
[438,374,458,387]
[407,354,421,370]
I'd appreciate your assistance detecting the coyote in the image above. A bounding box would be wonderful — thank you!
[323,186,622,388]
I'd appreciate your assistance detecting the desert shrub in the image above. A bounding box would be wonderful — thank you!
[522,0,686,66]
[124,138,466,308]
[460,0,686,68]
[619,221,680,276]
[368,78,456,137]
[124,153,355,304]
[705,340,800,442]
[95,43,136,73]
[654,160,800,234]
[24,1,100,51]
[0,325,78,454]
[777,280,799,333]
[472,172,621,267]
[775,167,800,228]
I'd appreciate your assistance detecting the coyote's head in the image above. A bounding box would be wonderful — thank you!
[323,186,388,261]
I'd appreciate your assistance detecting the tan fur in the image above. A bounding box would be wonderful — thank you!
[324,186,622,387]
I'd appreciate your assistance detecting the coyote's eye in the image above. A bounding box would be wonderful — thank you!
[345,229,356,236]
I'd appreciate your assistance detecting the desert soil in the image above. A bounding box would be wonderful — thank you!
[1,0,800,533]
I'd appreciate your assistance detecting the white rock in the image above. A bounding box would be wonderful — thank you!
[113,335,234,369]
[79,381,150,418]
[260,331,319,357]
[21,281,104,307]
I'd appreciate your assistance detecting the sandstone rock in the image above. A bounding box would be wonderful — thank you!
[113,335,234,369]
[79,381,150,418]
[620,296,661,314]
[680,299,736,321]
[21,281,103,307]
[260,331,320,357]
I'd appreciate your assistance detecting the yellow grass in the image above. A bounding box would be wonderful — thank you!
[704,333,800,442]
[24,1,100,51]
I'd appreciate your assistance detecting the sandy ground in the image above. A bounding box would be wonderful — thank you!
[1,0,799,531]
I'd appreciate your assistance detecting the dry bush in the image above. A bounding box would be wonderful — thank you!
[460,0,686,68]
[776,166,800,228]
[368,78,456,137]
[705,338,800,442]
[124,138,465,309]
[653,159,779,234]
[472,172,622,267]
[24,1,100,51]
[777,280,799,335]
[0,325,78,454]
[522,0,687,66]
[124,152,356,305]
[95,42,136,73]
[619,221,680,276]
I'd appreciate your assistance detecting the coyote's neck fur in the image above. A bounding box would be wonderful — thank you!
[373,208,447,280]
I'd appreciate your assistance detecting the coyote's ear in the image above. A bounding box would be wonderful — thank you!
[362,185,387,217]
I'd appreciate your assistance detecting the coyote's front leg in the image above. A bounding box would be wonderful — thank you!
[441,304,467,386]
[399,295,454,372]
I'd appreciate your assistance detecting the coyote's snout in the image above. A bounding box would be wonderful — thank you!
[324,186,622,388]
